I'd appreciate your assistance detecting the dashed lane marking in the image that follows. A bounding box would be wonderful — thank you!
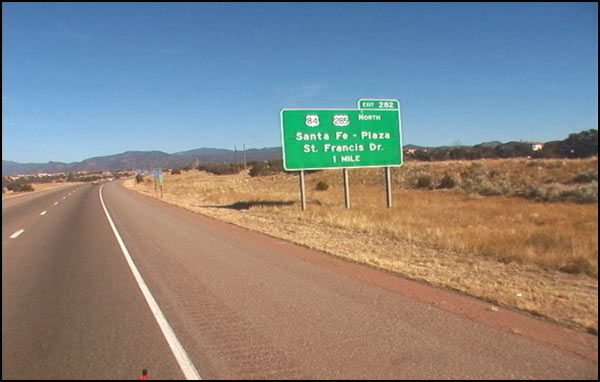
[10,229,25,239]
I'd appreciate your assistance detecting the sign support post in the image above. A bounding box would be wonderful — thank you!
[159,174,164,198]
[343,168,350,209]
[299,170,307,211]
[153,169,162,196]
[385,166,392,208]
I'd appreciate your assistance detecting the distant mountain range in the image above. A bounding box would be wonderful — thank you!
[2,147,282,176]
[0,140,523,176]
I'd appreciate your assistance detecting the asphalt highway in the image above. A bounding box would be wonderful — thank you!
[2,180,597,379]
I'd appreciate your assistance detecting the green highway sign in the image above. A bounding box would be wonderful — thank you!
[358,99,399,110]
[280,104,403,171]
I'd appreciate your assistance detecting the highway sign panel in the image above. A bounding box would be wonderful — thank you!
[280,106,402,170]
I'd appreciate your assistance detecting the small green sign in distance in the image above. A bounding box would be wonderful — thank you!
[280,104,403,171]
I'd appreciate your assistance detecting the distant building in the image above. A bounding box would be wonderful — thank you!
[531,143,544,151]
[405,149,427,154]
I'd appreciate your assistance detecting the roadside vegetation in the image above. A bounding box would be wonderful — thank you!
[1,181,86,198]
[404,128,598,161]
[4,181,34,193]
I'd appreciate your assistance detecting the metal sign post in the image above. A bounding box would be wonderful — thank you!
[343,168,350,209]
[385,166,392,208]
[299,170,306,210]
[153,169,162,195]
[159,174,164,198]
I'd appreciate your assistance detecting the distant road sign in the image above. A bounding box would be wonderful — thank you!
[280,105,402,171]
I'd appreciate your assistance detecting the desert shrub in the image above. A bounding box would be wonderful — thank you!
[416,175,432,189]
[249,161,279,177]
[267,159,284,172]
[519,185,544,201]
[315,181,329,191]
[197,163,243,175]
[7,182,34,192]
[171,168,181,175]
[135,175,144,183]
[479,185,503,196]
[249,162,269,177]
[411,150,431,161]
[569,171,598,184]
[459,178,475,194]
[488,169,501,178]
[518,183,598,204]
[439,174,457,189]
[560,256,597,277]
[559,184,598,204]
[546,160,565,168]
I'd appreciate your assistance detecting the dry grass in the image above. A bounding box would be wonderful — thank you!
[124,158,598,333]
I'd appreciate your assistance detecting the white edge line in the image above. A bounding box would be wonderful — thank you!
[98,185,201,380]
[10,229,25,239]
[40,211,47,216]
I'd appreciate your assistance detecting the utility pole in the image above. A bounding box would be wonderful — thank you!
[243,144,247,170]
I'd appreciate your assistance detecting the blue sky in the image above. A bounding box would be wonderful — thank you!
[2,2,598,163]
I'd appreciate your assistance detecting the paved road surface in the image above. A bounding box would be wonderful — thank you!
[2,180,597,379]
